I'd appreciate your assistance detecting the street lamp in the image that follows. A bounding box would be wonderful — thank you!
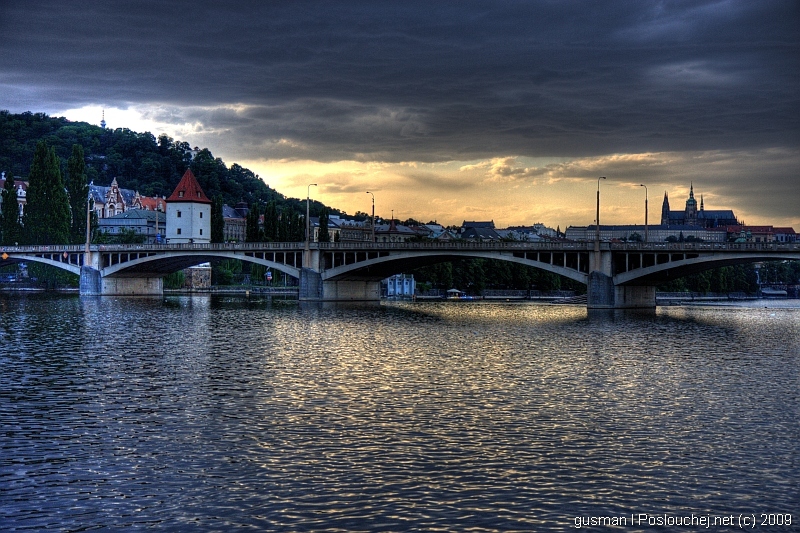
[366,191,375,242]
[639,184,648,242]
[85,181,93,254]
[595,176,606,249]
[306,183,317,249]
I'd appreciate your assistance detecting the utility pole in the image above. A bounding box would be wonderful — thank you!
[366,191,375,242]
[305,183,317,250]
[595,176,606,252]
[640,184,648,242]
[85,182,93,254]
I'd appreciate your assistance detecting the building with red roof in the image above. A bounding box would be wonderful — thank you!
[166,169,211,243]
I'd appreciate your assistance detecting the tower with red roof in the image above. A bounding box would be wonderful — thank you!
[166,169,211,243]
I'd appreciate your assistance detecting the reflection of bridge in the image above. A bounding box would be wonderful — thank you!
[2,241,799,308]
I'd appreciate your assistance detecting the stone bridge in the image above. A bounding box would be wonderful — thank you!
[1,241,799,308]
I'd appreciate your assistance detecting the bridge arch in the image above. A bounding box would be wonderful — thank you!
[101,251,301,279]
[0,254,81,276]
[615,252,800,285]
[319,249,590,285]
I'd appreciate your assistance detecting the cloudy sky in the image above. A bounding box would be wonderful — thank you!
[2,1,798,229]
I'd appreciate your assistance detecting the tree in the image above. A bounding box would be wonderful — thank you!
[246,203,262,242]
[211,195,225,243]
[106,227,146,244]
[318,208,330,242]
[262,201,278,241]
[1,172,21,245]
[23,141,71,245]
[66,144,89,244]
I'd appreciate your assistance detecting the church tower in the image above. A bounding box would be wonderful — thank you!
[166,169,211,243]
[661,191,671,226]
[684,183,698,226]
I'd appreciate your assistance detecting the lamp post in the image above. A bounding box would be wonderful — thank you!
[595,176,606,250]
[639,184,648,242]
[305,183,317,250]
[85,181,93,254]
[366,191,375,242]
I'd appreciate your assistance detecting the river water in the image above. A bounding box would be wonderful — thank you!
[1,294,797,532]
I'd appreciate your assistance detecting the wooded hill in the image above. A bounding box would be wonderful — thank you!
[0,110,334,217]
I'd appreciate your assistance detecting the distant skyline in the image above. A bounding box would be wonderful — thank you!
[2,1,798,228]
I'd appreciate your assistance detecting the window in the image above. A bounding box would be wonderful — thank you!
[177,228,182,235]
[200,229,203,235]
[178,191,184,198]
[200,212,203,218]
[177,211,182,218]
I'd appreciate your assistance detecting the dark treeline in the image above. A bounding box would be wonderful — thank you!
[411,259,586,295]
[411,259,782,295]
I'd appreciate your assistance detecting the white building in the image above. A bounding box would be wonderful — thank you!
[384,274,416,298]
[166,169,211,243]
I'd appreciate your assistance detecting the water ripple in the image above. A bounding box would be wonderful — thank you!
[1,295,797,531]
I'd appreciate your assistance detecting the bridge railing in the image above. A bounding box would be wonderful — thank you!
[313,241,594,251]
[3,240,799,254]
[609,242,800,252]
[1,244,88,253]
[93,242,308,252]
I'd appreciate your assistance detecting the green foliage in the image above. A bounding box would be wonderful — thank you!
[212,259,242,285]
[1,172,21,245]
[411,258,585,295]
[109,228,147,244]
[246,203,262,242]
[213,266,234,285]
[163,271,185,289]
[27,263,79,289]
[211,195,225,243]
[23,141,71,245]
[657,264,759,294]
[759,260,800,285]
[262,201,279,241]
[66,144,89,244]
[318,208,330,242]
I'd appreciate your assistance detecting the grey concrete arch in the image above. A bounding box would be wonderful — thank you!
[320,250,589,284]
[615,252,800,286]
[0,254,81,276]
[102,251,301,279]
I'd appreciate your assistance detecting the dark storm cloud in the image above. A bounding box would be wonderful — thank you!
[1,0,798,163]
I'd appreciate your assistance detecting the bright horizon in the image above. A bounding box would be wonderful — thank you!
[56,105,794,231]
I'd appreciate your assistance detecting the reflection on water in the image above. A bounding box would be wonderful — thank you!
[1,295,798,531]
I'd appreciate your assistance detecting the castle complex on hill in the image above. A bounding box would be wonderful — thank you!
[660,183,739,228]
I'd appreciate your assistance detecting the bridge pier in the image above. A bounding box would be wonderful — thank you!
[81,250,164,296]
[80,266,103,295]
[299,268,380,301]
[80,267,164,296]
[99,276,163,296]
[587,271,656,309]
[80,267,163,296]
[588,252,656,309]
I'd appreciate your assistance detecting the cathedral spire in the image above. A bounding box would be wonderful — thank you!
[685,183,698,225]
[700,195,704,211]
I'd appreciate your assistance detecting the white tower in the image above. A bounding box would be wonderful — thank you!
[165,169,211,243]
